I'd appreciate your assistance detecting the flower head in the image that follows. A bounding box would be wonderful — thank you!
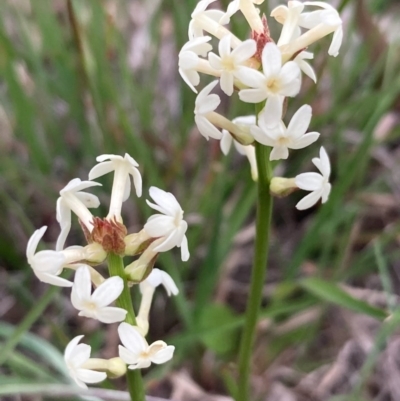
[27,226,72,287]
[64,335,107,389]
[239,42,301,128]
[251,104,319,160]
[56,178,101,251]
[118,322,175,369]
[71,265,127,324]
[295,146,332,210]
[194,80,223,140]
[208,35,257,96]
[89,153,142,222]
[144,187,189,261]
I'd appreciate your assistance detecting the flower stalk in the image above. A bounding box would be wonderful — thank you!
[107,253,146,401]
[236,105,273,401]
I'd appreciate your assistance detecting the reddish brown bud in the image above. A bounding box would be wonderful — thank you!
[83,217,128,255]
[251,15,274,62]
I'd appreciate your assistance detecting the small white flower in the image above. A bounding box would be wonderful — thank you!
[221,115,258,181]
[64,335,107,389]
[27,226,72,287]
[271,1,304,46]
[239,43,301,128]
[88,153,142,222]
[294,51,317,83]
[251,104,320,160]
[300,2,343,57]
[295,146,332,210]
[118,322,175,369]
[208,35,257,96]
[56,178,101,251]
[71,265,127,324]
[191,0,217,18]
[144,187,189,261]
[189,9,225,39]
[194,80,222,140]
[140,268,179,296]
[219,0,264,25]
[179,36,213,93]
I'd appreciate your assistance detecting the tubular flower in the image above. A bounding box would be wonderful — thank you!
[179,36,213,93]
[56,178,101,251]
[239,42,301,128]
[27,226,71,287]
[208,35,257,96]
[295,146,332,210]
[71,265,127,324]
[144,187,189,261]
[88,153,142,222]
[118,323,175,369]
[194,80,223,140]
[64,335,107,389]
[251,104,319,160]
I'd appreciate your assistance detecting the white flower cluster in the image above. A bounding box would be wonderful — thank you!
[26,153,186,388]
[179,0,342,209]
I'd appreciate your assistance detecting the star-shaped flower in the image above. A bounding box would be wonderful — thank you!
[251,104,319,160]
[71,265,127,324]
[64,335,107,389]
[194,80,222,140]
[295,146,332,210]
[239,43,301,128]
[208,35,257,96]
[144,187,189,261]
[56,178,101,251]
[118,323,175,369]
[89,153,142,222]
[27,226,72,287]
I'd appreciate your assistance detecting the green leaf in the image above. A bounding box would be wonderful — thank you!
[300,277,388,320]
[198,304,239,355]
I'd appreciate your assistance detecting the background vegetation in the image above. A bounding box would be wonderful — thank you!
[0,0,400,400]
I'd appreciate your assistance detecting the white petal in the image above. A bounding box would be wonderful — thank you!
[196,93,220,115]
[317,146,331,177]
[250,126,276,147]
[151,345,175,364]
[73,265,92,302]
[76,368,107,384]
[321,182,332,203]
[237,69,265,88]
[231,39,257,63]
[295,172,324,191]
[75,192,100,209]
[96,307,127,323]
[262,43,282,77]
[26,226,47,260]
[180,235,190,262]
[290,132,320,149]
[37,272,73,287]
[118,322,147,353]
[195,115,223,140]
[219,34,231,58]
[220,71,234,96]
[179,68,199,93]
[220,131,233,155]
[144,215,175,237]
[208,52,222,70]
[270,146,289,160]
[92,276,124,307]
[286,104,312,139]
[297,59,317,82]
[129,167,142,197]
[65,335,85,361]
[239,88,268,104]
[263,96,283,129]
[329,26,343,57]
[148,187,181,216]
[119,345,139,365]
[296,190,322,210]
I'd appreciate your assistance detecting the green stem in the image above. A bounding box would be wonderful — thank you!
[107,253,145,401]
[236,141,273,401]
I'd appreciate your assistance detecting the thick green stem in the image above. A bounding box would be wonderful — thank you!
[107,253,145,401]
[236,140,273,401]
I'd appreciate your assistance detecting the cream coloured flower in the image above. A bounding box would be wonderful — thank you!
[208,35,257,96]
[88,153,142,222]
[56,178,101,251]
[118,323,175,369]
[239,43,301,128]
[27,226,71,287]
[251,104,319,160]
[144,187,189,261]
[64,335,107,389]
[295,146,332,210]
[71,265,127,324]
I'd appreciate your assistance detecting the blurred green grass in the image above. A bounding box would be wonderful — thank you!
[0,0,400,399]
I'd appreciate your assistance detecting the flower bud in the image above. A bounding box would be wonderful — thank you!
[270,177,297,197]
[124,230,153,256]
[83,243,107,264]
[106,357,127,379]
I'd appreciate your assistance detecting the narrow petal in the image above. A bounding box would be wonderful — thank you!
[96,307,127,324]
[220,71,234,96]
[151,345,175,364]
[119,345,139,365]
[262,43,282,77]
[297,59,317,82]
[250,126,276,147]
[88,161,115,180]
[237,69,265,88]
[179,68,199,93]
[92,276,124,307]
[148,187,181,215]
[262,96,283,128]
[26,226,47,260]
[208,52,222,70]
[37,272,73,287]
[270,146,289,160]
[220,131,233,155]
[231,39,257,63]
[118,322,147,353]
[195,115,223,140]
[180,235,190,262]
[317,146,331,177]
[329,26,343,57]
[219,34,231,58]
[130,167,143,197]
[65,335,84,361]
[295,172,324,191]
[290,132,320,149]
[74,266,92,302]
[286,104,312,139]
[144,215,174,237]
[296,190,322,210]
[196,93,221,115]
[239,88,268,104]
[76,368,107,384]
